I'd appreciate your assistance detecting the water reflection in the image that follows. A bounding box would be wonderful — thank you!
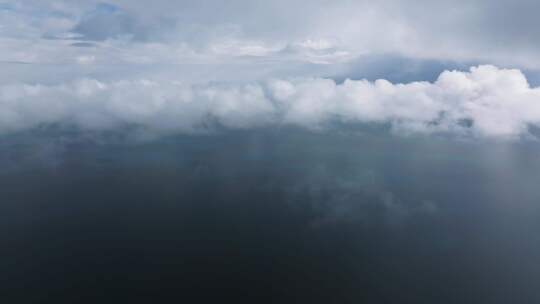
[1,129,539,303]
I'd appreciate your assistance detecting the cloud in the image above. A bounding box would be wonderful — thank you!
[71,3,142,41]
[1,65,540,138]
[4,1,540,68]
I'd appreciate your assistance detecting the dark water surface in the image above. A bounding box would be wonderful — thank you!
[2,129,540,303]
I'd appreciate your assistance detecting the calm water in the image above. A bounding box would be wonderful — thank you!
[2,128,540,303]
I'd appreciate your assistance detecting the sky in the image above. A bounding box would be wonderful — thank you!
[2,1,540,303]
[3,1,540,139]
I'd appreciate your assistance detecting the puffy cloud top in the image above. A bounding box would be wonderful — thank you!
[1,65,540,138]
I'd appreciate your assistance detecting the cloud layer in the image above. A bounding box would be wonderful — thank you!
[2,65,540,138]
[3,1,540,68]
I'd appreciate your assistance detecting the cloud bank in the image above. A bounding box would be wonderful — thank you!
[1,65,540,138]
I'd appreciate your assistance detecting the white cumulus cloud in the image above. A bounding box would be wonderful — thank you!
[1,65,540,138]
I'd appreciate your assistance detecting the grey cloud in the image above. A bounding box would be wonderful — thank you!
[70,42,97,47]
[106,0,540,67]
[4,0,540,70]
[71,3,148,41]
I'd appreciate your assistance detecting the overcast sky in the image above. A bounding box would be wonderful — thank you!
[2,1,540,138]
